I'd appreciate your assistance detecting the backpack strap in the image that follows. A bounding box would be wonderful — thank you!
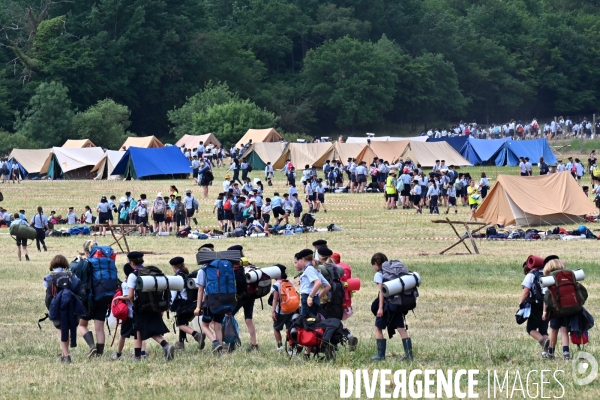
[37,313,49,330]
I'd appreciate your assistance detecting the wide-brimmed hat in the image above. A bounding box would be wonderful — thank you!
[156,192,163,198]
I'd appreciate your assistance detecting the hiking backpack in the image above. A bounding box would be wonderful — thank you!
[202,259,237,314]
[170,270,198,315]
[278,280,300,314]
[45,271,79,310]
[134,266,172,314]
[527,269,544,306]
[70,257,93,311]
[245,266,272,301]
[381,260,419,313]
[301,213,315,227]
[544,270,588,318]
[154,199,166,214]
[321,263,345,320]
[89,246,118,301]
[222,314,241,346]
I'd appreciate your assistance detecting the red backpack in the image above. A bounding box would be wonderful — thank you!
[544,270,588,318]
[111,287,129,322]
[223,200,232,210]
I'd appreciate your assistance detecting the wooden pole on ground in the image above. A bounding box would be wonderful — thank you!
[464,223,479,254]
[107,222,124,253]
[446,218,472,253]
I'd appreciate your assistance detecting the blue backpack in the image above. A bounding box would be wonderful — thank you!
[89,246,118,301]
[222,314,241,345]
[202,259,237,314]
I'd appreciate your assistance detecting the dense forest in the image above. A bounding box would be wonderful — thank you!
[0,0,600,149]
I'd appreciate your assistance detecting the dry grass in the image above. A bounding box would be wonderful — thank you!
[0,167,598,399]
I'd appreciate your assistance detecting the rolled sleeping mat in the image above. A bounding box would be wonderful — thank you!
[344,278,361,292]
[381,272,422,297]
[540,269,584,288]
[9,224,37,240]
[186,277,199,290]
[196,250,242,265]
[136,275,185,292]
[319,265,345,279]
[526,255,545,270]
[245,266,282,283]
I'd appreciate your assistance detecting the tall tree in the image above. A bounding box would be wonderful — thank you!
[71,99,131,149]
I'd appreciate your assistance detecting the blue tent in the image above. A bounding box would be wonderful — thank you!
[428,136,468,154]
[460,138,556,166]
[112,147,191,179]
[7,158,28,178]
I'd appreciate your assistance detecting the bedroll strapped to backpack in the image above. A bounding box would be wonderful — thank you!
[382,260,419,313]
[544,270,588,318]
[134,266,172,314]
[245,265,272,301]
[89,246,118,301]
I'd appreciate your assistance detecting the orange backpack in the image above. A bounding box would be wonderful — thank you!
[279,280,300,314]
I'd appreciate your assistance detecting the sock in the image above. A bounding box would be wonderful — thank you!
[160,340,168,348]
[141,350,147,356]
[562,346,569,353]
[179,330,187,343]
[116,352,122,357]
[96,343,105,355]
[191,331,199,339]
[134,348,141,358]
[277,343,282,348]
[212,340,219,345]
[548,347,554,355]
[83,332,95,349]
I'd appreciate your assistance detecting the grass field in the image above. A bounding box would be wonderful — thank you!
[0,165,598,399]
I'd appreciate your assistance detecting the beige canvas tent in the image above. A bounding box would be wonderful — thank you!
[236,128,282,148]
[8,148,52,177]
[273,143,334,170]
[475,173,597,226]
[63,139,96,148]
[399,141,471,167]
[121,136,164,149]
[346,136,428,143]
[240,142,287,170]
[40,147,105,179]
[175,133,222,149]
[329,142,367,165]
[355,141,410,164]
[91,150,125,180]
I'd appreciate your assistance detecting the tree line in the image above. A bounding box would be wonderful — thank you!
[0,0,599,151]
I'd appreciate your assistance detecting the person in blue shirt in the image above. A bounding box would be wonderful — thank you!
[30,206,48,252]
[295,249,321,318]
[271,192,285,223]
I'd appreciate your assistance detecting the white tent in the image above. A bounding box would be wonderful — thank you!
[40,147,105,179]
[91,150,125,180]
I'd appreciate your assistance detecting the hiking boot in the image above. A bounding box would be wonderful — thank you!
[174,342,185,351]
[194,332,206,350]
[370,339,386,361]
[400,338,414,361]
[246,344,259,352]
[60,355,71,364]
[87,347,97,359]
[163,344,175,361]
[563,351,571,360]
[348,336,359,352]
[109,352,121,361]
[25,254,29,261]
[541,338,550,352]
[212,342,223,354]
[542,351,555,360]
[227,343,236,353]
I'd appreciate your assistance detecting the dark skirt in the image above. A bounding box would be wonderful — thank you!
[134,312,169,341]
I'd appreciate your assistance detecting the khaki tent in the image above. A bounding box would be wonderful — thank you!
[8,148,52,178]
[236,128,282,148]
[121,136,164,149]
[40,147,105,179]
[175,133,222,149]
[329,143,367,165]
[475,173,597,226]
[240,142,287,170]
[355,141,410,164]
[399,141,471,167]
[346,136,428,143]
[273,143,334,170]
[63,139,95,148]
[91,150,125,180]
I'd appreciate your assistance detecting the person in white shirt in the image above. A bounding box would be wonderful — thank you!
[519,157,527,176]
[265,162,274,186]
[556,159,565,172]
[197,142,206,158]
[67,207,78,224]
[355,161,368,193]
[84,206,93,223]
[575,158,585,183]
[11,162,20,183]
[524,158,532,176]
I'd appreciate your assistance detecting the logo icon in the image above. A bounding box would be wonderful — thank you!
[572,351,598,386]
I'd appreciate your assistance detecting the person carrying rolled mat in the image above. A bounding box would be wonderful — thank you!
[30,206,48,252]
[194,247,225,354]
[169,257,205,351]
[11,213,30,261]
[519,255,551,359]
[229,245,259,353]
[112,251,175,362]
[370,252,413,362]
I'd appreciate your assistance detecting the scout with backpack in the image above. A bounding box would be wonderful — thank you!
[544,269,588,319]
[381,260,419,315]
[318,263,345,320]
[134,266,172,315]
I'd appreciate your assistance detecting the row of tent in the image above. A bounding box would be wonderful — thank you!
[428,137,557,166]
[62,133,223,151]
[242,140,473,171]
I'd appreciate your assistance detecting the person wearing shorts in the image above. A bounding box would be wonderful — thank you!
[11,214,29,261]
[270,265,296,350]
[271,193,285,222]
[194,263,225,353]
[315,179,327,213]
[174,196,186,229]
